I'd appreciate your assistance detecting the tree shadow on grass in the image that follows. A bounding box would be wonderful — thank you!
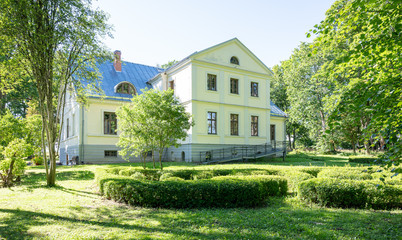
[0,207,235,240]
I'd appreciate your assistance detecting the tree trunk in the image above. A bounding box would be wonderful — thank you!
[292,129,296,149]
[152,151,155,169]
[159,151,163,170]
[5,158,16,187]
[287,133,292,150]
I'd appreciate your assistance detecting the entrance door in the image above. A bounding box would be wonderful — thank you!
[181,151,185,161]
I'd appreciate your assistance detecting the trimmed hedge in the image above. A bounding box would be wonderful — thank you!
[298,178,402,209]
[96,169,287,208]
[348,156,381,164]
[279,170,314,193]
[108,167,280,181]
[317,168,373,180]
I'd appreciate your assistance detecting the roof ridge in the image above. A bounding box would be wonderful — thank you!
[122,60,163,71]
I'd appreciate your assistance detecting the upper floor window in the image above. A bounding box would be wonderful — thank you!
[207,74,217,91]
[230,78,239,94]
[251,82,259,97]
[104,112,117,135]
[207,111,217,134]
[116,82,136,95]
[230,56,239,65]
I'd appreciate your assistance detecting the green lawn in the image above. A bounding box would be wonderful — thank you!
[0,153,400,240]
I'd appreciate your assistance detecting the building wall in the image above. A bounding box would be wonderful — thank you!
[270,116,287,142]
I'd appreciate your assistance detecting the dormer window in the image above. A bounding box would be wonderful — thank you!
[230,56,239,65]
[115,82,136,95]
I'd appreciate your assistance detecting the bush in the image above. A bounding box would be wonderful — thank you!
[317,168,373,180]
[0,139,33,187]
[279,170,314,193]
[348,156,381,164]
[298,178,402,209]
[31,156,44,165]
[160,176,185,181]
[96,169,287,208]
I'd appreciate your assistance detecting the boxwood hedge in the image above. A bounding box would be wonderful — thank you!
[298,178,402,209]
[96,168,287,208]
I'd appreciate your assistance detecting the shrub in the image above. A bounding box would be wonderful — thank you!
[317,168,373,180]
[279,170,314,193]
[0,139,33,187]
[31,156,44,165]
[299,167,322,177]
[160,176,185,181]
[348,156,381,164]
[96,169,287,208]
[298,178,402,209]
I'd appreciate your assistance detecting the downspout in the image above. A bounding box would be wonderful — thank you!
[81,104,85,163]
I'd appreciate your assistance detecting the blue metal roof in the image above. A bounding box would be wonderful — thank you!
[270,101,287,118]
[84,61,162,99]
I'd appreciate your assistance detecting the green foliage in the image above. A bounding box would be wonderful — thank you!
[117,89,193,170]
[0,138,33,187]
[348,156,381,164]
[311,0,402,162]
[279,170,314,193]
[160,60,179,69]
[31,156,44,166]
[0,0,112,186]
[0,110,23,148]
[317,168,373,180]
[298,178,402,210]
[96,168,287,208]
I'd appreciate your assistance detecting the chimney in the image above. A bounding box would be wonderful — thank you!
[113,50,122,72]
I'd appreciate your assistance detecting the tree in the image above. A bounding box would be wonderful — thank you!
[0,0,111,186]
[117,89,193,170]
[311,0,401,163]
[161,60,179,69]
[0,139,33,187]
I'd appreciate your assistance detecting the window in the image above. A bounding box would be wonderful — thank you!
[270,124,276,141]
[104,112,117,135]
[116,82,136,95]
[230,56,239,65]
[230,114,239,136]
[230,78,239,94]
[251,116,258,136]
[169,80,174,90]
[207,74,217,91]
[251,82,259,97]
[207,112,217,134]
[104,150,117,157]
[66,118,70,138]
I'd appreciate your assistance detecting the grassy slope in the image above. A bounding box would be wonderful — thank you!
[0,153,401,240]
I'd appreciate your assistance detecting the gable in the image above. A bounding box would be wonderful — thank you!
[191,38,272,76]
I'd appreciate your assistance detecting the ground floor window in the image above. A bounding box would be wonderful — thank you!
[104,150,117,157]
[104,112,117,135]
[251,116,258,136]
[230,114,239,135]
[207,111,217,134]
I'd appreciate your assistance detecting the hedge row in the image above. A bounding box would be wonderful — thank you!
[298,178,402,209]
[111,167,280,181]
[96,169,287,208]
[348,156,382,164]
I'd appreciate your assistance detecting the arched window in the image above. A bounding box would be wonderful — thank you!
[230,56,239,65]
[115,82,136,95]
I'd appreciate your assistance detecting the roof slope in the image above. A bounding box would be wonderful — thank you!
[85,61,162,100]
[270,101,287,118]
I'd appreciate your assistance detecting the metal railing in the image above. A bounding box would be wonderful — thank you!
[198,141,287,164]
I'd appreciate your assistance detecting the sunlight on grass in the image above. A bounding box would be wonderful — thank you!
[0,152,400,240]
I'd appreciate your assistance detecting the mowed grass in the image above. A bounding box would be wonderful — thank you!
[0,153,401,240]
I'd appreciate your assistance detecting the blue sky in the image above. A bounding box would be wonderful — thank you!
[94,0,335,68]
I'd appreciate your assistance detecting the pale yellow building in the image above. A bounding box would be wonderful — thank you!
[59,38,286,164]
